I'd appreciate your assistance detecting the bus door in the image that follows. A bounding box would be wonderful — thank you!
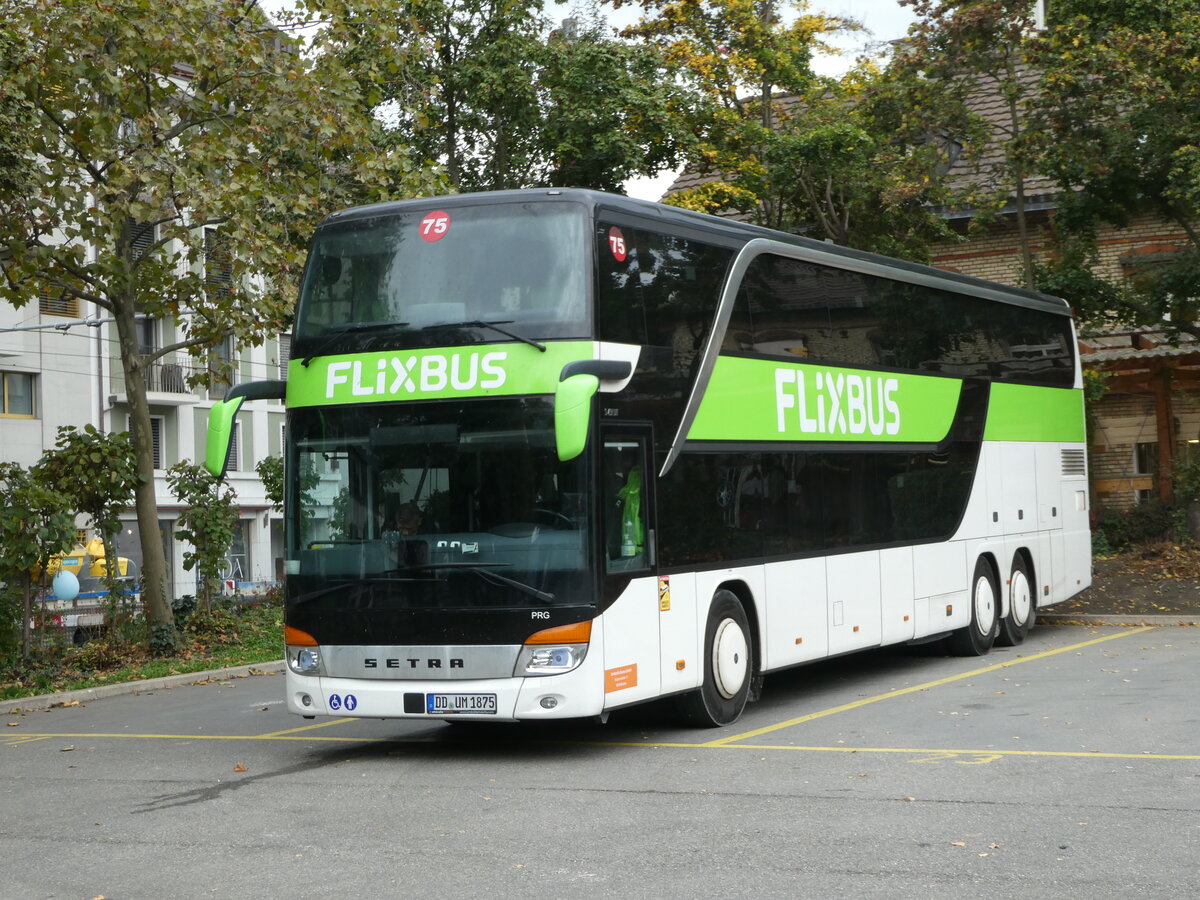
[598,427,662,706]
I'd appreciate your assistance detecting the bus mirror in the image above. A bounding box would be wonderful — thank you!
[204,396,246,478]
[554,374,599,461]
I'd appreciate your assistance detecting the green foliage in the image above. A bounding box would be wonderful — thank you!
[315,0,682,192]
[1033,0,1200,338]
[1173,453,1200,505]
[899,0,1047,286]
[36,425,137,560]
[166,462,239,611]
[0,0,441,638]
[0,463,77,659]
[1092,501,1189,555]
[0,594,284,701]
[255,455,285,514]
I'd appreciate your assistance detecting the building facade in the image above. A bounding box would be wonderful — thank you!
[0,289,285,600]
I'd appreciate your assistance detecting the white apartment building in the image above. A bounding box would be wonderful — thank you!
[0,287,286,601]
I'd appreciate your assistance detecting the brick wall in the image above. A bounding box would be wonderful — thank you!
[927,209,1196,512]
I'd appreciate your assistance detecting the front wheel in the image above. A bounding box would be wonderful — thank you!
[947,557,998,657]
[676,590,754,727]
[996,554,1036,646]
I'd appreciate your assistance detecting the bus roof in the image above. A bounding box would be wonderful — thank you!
[320,188,1072,317]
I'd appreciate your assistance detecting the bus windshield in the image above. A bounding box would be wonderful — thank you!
[293,201,589,344]
[287,398,592,610]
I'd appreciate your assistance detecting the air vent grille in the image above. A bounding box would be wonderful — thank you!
[1061,448,1086,476]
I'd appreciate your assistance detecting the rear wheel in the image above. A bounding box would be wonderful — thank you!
[676,590,753,727]
[997,554,1036,646]
[947,557,998,657]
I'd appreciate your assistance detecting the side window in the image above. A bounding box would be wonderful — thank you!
[603,436,650,572]
[595,222,733,366]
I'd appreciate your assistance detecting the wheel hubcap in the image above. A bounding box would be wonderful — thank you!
[974,575,997,636]
[712,618,748,699]
[1010,569,1032,627]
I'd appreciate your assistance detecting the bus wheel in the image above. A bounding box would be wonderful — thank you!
[947,557,998,657]
[676,590,753,727]
[997,554,1035,647]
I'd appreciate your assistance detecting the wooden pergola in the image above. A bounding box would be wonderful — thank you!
[1080,332,1200,501]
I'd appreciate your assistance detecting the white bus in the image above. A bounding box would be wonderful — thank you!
[207,189,1091,726]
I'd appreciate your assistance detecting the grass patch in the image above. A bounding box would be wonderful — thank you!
[0,597,283,702]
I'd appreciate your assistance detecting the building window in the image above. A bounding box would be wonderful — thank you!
[208,334,237,399]
[137,316,159,356]
[205,227,233,300]
[1133,441,1158,505]
[38,286,79,318]
[150,416,164,470]
[227,421,240,472]
[0,371,35,417]
[278,333,291,379]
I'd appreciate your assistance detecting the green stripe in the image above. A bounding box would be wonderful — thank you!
[688,356,963,444]
[984,383,1085,442]
[286,341,596,408]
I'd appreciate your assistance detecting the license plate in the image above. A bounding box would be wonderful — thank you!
[426,692,498,715]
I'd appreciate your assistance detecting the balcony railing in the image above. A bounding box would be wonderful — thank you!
[110,355,204,397]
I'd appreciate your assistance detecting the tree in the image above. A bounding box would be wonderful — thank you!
[0,463,77,658]
[314,0,686,191]
[167,462,239,612]
[35,426,141,633]
[0,0,440,651]
[898,0,1046,286]
[621,0,851,227]
[1033,0,1200,337]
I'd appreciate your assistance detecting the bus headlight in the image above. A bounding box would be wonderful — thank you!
[515,620,592,677]
[285,625,323,676]
[515,643,588,676]
[287,645,324,676]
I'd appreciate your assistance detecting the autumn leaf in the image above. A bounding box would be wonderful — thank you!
[233,763,247,773]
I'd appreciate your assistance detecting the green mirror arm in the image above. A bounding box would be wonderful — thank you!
[224,379,286,403]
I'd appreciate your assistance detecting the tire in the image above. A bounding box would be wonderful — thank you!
[996,553,1036,647]
[947,557,999,657]
[676,590,754,727]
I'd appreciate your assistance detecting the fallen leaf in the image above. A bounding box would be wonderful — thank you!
[52,700,80,708]
[989,843,1000,849]
[902,796,916,802]
[6,722,18,727]
[233,763,247,772]
[951,841,966,847]
[60,746,74,752]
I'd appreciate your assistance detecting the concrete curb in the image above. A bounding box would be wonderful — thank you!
[1039,613,1200,627]
[0,660,286,715]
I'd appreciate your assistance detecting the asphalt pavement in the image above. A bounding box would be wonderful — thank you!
[3,624,1198,899]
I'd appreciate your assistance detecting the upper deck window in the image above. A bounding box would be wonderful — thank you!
[294,202,589,347]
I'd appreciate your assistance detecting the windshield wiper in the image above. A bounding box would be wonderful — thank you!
[300,321,410,367]
[385,562,555,603]
[420,319,546,353]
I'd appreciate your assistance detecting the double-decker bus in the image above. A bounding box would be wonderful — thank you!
[206,189,1090,727]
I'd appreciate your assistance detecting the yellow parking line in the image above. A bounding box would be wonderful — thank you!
[703,626,1156,748]
[714,743,1200,762]
[259,717,357,737]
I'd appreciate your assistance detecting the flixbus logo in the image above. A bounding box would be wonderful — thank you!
[775,368,900,437]
[324,351,508,399]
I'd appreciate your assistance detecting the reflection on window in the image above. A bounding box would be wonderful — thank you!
[603,439,648,572]
[295,203,589,341]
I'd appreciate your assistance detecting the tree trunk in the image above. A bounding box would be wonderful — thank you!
[21,576,32,659]
[112,294,177,652]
